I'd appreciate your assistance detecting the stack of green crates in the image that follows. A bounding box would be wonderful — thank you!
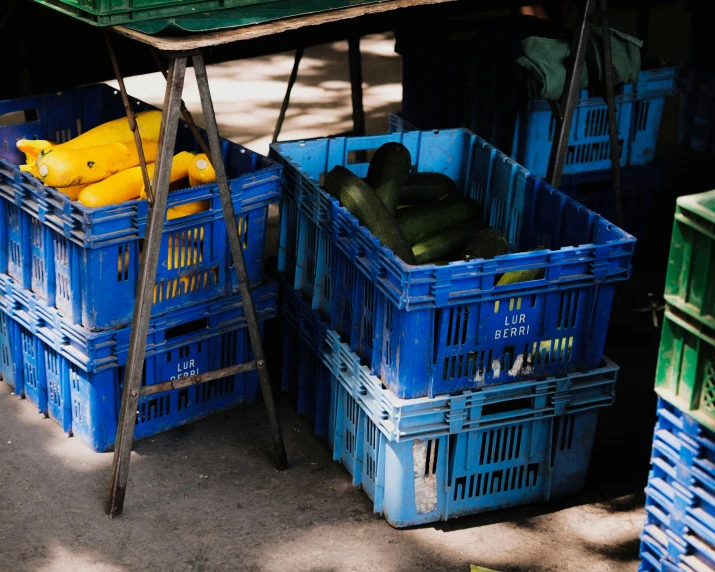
[656,189,715,432]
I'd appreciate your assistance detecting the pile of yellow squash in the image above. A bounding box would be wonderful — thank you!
[16,111,216,219]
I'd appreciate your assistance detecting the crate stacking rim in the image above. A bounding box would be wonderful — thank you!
[638,398,715,572]
[279,278,619,527]
[271,128,635,398]
[0,83,281,331]
[0,273,277,451]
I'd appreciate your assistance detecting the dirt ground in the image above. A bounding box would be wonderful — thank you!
[0,380,645,572]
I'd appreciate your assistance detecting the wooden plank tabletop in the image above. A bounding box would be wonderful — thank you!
[112,0,460,51]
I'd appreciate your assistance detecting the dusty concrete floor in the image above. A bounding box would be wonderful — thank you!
[0,34,648,572]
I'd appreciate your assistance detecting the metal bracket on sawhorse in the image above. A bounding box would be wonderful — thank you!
[104,44,288,519]
[546,0,624,229]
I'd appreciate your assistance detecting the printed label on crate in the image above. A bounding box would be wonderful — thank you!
[171,359,200,380]
[486,300,539,343]
[160,350,208,384]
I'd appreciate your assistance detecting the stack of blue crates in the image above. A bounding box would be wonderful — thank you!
[270,127,631,526]
[0,84,282,451]
[639,400,715,571]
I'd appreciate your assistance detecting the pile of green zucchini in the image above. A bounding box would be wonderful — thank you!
[323,142,543,284]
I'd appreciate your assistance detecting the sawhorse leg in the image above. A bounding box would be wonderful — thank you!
[106,52,287,519]
[348,35,366,137]
[272,36,365,143]
[546,0,623,229]
[193,54,288,473]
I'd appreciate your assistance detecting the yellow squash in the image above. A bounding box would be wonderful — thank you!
[16,139,55,165]
[19,164,40,178]
[60,111,161,152]
[60,184,87,201]
[37,141,159,188]
[15,111,161,166]
[19,165,84,199]
[188,154,217,187]
[138,151,194,200]
[166,200,210,220]
[78,150,194,207]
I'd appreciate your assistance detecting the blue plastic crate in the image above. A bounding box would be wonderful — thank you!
[277,277,616,526]
[0,273,277,451]
[638,399,715,571]
[0,83,281,331]
[640,479,715,572]
[281,274,619,439]
[332,369,605,527]
[271,129,634,398]
[678,68,715,156]
[511,68,677,177]
[397,53,677,176]
[280,283,336,440]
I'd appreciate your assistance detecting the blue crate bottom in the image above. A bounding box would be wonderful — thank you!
[333,375,600,527]
[1,286,276,452]
[639,398,715,571]
[279,278,611,527]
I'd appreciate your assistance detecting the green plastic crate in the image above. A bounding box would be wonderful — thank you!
[32,0,387,28]
[33,0,279,26]
[664,189,715,331]
[655,304,715,433]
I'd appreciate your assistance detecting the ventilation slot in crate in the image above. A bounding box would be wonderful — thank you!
[635,101,650,133]
[365,418,380,483]
[46,347,62,409]
[699,359,715,414]
[346,393,359,457]
[228,215,253,270]
[20,328,37,392]
[361,281,376,355]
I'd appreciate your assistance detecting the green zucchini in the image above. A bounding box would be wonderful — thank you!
[334,166,417,265]
[496,246,547,285]
[400,172,458,205]
[366,142,411,214]
[396,197,482,245]
[462,229,510,262]
[324,165,352,201]
[412,221,476,264]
